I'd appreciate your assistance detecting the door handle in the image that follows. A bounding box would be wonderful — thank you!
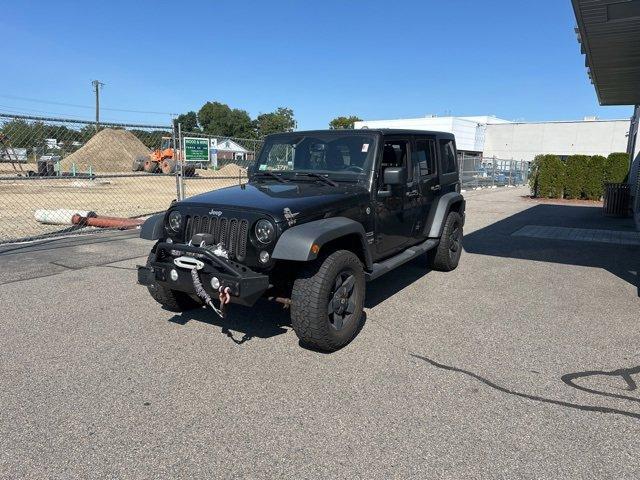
[430,185,441,191]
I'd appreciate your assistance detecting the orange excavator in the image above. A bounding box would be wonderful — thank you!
[132,136,195,176]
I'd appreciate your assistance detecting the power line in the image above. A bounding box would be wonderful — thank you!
[0,105,165,124]
[0,94,178,116]
[0,104,92,120]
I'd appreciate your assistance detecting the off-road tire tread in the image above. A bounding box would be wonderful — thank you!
[430,211,463,272]
[291,250,364,352]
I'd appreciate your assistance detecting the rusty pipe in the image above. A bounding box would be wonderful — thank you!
[267,296,292,307]
[71,214,143,230]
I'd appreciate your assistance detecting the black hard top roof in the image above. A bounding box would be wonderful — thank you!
[265,129,455,140]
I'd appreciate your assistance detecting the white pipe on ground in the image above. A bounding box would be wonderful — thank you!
[34,209,96,225]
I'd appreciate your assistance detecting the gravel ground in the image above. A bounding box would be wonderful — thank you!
[0,173,243,242]
[1,186,639,479]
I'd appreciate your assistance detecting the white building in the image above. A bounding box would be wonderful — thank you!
[217,139,251,161]
[483,119,629,162]
[354,115,629,162]
[355,115,510,153]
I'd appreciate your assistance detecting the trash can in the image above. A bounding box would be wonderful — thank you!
[603,182,631,217]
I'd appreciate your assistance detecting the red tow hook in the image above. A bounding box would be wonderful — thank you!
[218,286,231,306]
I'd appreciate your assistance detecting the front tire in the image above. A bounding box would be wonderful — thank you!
[132,155,146,171]
[429,211,463,272]
[291,250,365,352]
[145,253,202,312]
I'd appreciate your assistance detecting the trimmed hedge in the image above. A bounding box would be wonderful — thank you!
[529,154,565,198]
[530,153,628,200]
[564,155,589,199]
[604,152,629,183]
[583,155,606,200]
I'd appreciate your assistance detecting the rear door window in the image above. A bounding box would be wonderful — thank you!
[439,139,457,174]
[414,138,437,179]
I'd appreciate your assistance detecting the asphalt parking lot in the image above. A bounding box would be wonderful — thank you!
[1,186,639,479]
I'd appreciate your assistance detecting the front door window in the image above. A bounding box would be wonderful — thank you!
[376,138,415,255]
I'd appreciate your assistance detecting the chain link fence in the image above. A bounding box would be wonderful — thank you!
[0,113,262,244]
[459,152,529,189]
[0,111,528,245]
[178,130,262,199]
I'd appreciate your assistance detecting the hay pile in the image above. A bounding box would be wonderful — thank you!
[61,128,150,173]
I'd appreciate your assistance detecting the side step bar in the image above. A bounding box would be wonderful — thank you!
[366,238,439,281]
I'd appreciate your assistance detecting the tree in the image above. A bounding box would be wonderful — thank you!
[197,101,254,138]
[329,115,362,130]
[564,155,589,199]
[174,111,199,133]
[604,152,629,183]
[583,155,606,200]
[529,154,565,198]
[254,107,296,137]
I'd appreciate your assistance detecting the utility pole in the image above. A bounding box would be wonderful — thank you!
[91,80,105,131]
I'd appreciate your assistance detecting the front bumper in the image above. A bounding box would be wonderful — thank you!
[137,242,270,306]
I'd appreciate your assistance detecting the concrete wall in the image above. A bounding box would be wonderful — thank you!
[355,116,629,162]
[483,120,630,162]
[354,116,486,152]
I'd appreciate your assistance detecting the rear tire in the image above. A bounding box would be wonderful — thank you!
[161,159,176,174]
[291,250,365,352]
[429,211,463,272]
[145,253,202,312]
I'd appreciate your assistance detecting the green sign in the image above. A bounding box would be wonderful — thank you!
[183,137,210,162]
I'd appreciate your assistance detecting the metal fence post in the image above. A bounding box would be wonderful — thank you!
[509,158,513,186]
[176,123,185,201]
[491,156,496,187]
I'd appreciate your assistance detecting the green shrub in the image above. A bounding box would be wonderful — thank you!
[564,155,589,199]
[583,155,606,200]
[604,152,629,183]
[529,154,565,198]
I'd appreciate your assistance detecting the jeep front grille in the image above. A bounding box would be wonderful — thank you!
[184,215,249,260]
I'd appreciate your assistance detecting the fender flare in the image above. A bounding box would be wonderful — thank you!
[140,213,165,240]
[272,217,373,269]
[426,192,465,238]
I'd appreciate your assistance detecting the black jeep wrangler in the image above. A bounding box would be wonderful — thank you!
[138,129,465,351]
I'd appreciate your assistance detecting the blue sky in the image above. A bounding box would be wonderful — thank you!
[2,0,633,129]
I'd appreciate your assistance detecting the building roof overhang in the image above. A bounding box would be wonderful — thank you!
[572,0,640,105]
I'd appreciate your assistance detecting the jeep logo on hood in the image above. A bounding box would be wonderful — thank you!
[208,209,223,216]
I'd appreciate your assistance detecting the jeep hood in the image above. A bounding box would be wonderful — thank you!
[178,182,369,222]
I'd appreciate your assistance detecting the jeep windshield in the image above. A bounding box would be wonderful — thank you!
[254,132,378,182]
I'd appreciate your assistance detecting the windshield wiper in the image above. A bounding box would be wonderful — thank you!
[253,171,288,183]
[294,172,338,187]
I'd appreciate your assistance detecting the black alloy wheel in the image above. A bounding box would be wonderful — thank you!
[328,270,357,330]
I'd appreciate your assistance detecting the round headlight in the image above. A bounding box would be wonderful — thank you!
[168,211,182,232]
[255,219,275,244]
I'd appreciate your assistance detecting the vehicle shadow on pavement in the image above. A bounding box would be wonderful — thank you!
[365,258,431,309]
[413,354,640,420]
[464,203,639,295]
[168,300,291,345]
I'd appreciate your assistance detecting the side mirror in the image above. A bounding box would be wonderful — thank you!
[383,166,406,185]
